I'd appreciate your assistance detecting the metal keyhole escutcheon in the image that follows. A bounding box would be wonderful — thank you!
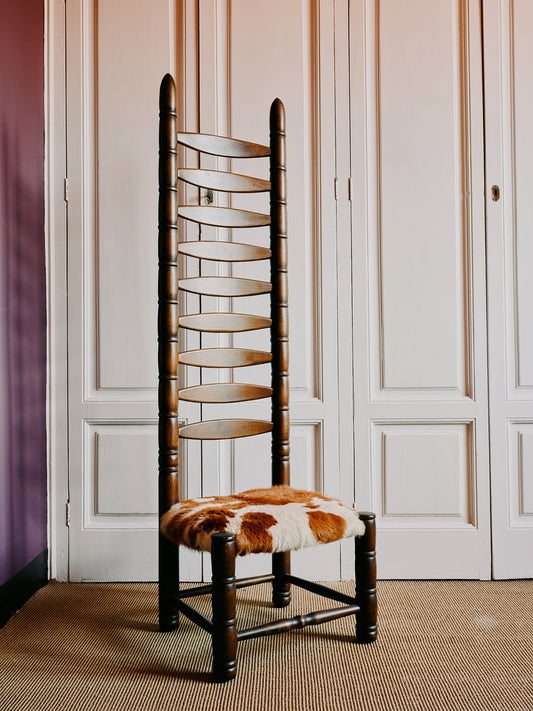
[491,185,500,202]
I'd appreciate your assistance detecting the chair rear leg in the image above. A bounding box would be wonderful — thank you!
[159,534,180,631]
[211,532,237,682]
[272,551,291,607]
[355,512,377,643]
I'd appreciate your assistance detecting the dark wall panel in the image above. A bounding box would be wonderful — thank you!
[0,0,47,586]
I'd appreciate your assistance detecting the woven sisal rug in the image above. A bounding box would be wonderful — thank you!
[1,580,532,711]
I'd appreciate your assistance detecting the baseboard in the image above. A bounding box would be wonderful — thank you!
[0,550,48,627]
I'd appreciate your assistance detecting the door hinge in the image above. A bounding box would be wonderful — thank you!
[63,178,69,202]
[348,177,352,202]
[334,177,338,201]
[65,500,71,527]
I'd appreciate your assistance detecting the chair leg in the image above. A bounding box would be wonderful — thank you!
[272,551,291,607]
[158,533,180,631]
[355,512,378,643]
[211,532,237,682]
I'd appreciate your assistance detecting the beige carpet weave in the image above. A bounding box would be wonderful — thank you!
[1,581,532,711]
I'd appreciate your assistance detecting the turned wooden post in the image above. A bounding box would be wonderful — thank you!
[270,98,291,608]
[211,532,238,682]
[355,512,378,643]
[158,73,181,632]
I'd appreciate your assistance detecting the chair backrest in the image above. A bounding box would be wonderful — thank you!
[158,74,289,515]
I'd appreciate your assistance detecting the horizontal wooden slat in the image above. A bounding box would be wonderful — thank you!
[178,277,271,297]
[179,348,272,368]
[179,383,272,403]
[178,169,270,193]
[178,206,270,228]
[179,419,273,440]
[179,313,272,332]
[177,132,270,158]
[178,241,271,262]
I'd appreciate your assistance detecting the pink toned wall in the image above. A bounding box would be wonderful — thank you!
[0,0,47,585]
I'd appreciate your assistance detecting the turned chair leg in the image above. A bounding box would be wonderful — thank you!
[272,551,291,607]
[355,512,378,643]
[211,532,237,682]
[159,533,180,632]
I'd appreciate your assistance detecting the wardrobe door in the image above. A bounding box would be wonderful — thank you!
[350,0,491,577]
[484,0,533,578]
[65,0,204,581]
[65,0,343,581]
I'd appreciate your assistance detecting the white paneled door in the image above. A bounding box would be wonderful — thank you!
[62,0,533,581]
[483,0,533,578]
[65,0,186,581]
[65,0,346,581]
[349,0,492,578]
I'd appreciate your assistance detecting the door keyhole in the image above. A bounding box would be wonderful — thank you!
[491,185,500,202]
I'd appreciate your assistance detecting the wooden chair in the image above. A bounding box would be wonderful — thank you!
[157,73,377,683]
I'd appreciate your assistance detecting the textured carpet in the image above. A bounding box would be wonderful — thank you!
[0,581,532,711]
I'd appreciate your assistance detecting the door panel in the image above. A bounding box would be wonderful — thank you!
[484,0,533,578]
[66,0,344,581]
[378,0,467,393]
[350,0,491,577]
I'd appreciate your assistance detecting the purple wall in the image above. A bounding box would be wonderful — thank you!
[0,0,47,585]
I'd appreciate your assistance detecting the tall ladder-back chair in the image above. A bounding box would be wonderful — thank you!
[158,73,377,682]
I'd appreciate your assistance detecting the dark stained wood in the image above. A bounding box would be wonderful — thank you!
[286,575,358,606]
[176,600,213,632]
[179,313,272,333]
[178,205,270,228]
[157,73,180,633]
[179,348,272,368]
[178,240,271,262]
[179,383,272,403]
[272,552,291,608]
[236,605,359,641]
[211,532,237,682]
[178,276,271,297]
[178,131,270,158]
[270,99,292,607]
[178,574,275,599]
[355,512,378,643]
[270,99,290,487]
[179,419,273,440]
[178,168,270,193]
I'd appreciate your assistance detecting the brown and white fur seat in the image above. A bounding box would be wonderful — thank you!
[161,486,366,556]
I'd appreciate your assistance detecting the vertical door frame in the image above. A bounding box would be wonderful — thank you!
[483,0,505,580]
[45,0,70,581]
[333,0,358,579]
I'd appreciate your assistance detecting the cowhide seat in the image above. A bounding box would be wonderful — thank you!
[161,486,366,556]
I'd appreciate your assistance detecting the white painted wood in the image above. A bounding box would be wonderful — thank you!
[483,0,533,578]
[333,0,358,580]
[66,0,202,581]
[46,0,69,580]
[60,0,530,582]
[350,0,491,578]
[65,0,341,582]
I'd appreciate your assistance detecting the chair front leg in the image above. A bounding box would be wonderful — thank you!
[272,551,291,607]
[355,512,378,643]
[211,532,237,682]
[159,533,180,631]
